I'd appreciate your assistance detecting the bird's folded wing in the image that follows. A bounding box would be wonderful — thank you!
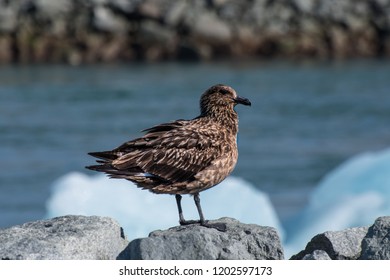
[111,120,224,183]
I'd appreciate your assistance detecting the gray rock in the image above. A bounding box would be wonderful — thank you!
[93,5,129,33]
[360,216,390,260]
[291,226,369,260]
[302,250,332,260]
[191,12,232,43]
[35,0,72,17]
[122,217,284,260]
[0,4,18,33]
[0,215,128,260]
[165,1,188,26]
[108,0,141,14]
[139,20,176,44]
[293,0,317,13]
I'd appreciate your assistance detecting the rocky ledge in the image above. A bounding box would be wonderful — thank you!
[0,216,284,260]
[1,215,390,260]
[0,0,390,63]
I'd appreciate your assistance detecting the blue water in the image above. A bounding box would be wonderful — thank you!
[1,60,390,235]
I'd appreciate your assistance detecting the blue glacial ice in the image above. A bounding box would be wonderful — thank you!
[284,147,390,257]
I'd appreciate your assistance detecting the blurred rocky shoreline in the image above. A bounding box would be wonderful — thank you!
[0,0,389,64]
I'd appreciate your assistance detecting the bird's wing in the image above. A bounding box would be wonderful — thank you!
[111,119,224,183]
[87,120,186,161]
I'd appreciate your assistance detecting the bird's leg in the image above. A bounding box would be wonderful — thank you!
[194,193,227,232]
[176,194,186,224]
[193,193,206,224]
[175,194,226,232]
[176,194,198,225]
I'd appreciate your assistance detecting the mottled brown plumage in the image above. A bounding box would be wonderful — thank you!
[86,84,251,230]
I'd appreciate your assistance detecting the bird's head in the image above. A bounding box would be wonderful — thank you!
[200,84,251,117]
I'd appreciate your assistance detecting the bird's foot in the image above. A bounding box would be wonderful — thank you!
[179,219,227,232]
[179,219,200,226]
[201,221,227,232]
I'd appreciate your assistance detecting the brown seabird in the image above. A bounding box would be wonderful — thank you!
[86,84,251,231]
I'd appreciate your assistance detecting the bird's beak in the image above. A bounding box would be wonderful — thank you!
[234,96,251,106]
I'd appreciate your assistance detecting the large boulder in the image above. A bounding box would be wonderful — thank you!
[291,227,369,260]
[360,216,390,260]
[0,215,128,260]
[291,216,390,260]
[120,217,284,260]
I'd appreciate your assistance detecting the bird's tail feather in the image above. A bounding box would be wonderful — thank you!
[85,164,112,172]
[88,151,118,161]
[85,163,144,176]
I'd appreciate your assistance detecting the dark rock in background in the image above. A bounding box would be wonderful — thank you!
[0,0,389,63]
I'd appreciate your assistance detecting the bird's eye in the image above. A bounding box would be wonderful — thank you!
[220,89,229,95]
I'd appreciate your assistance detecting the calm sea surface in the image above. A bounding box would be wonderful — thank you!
[1,60,390,228]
